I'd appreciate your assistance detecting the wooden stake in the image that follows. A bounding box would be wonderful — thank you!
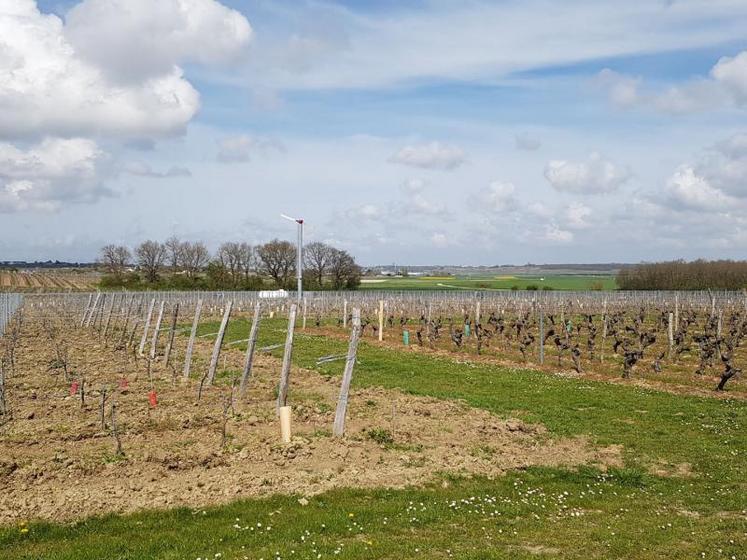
[149,301,165,360]
[378,299,384,342]
[85,293,100,328]
[276,304,298,412]
[163,303,179,368]
[80,294,93,327]
[239,302,261,398]
[538,308,544,365]
[138,298,156,356]
[182,299,203,381]
[333,308,361,437]
[206,301,233,386]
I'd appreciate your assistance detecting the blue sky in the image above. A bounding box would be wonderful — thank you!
[2,0,747,264]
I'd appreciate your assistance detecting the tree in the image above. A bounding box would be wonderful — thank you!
[205,260,230,288]
[164,236,185,271]
[237,242,255,281]
[257,239,296,288]
[216,242,255,286]
[135,240,166,283]
[99,245,131,275]
[329,248,361,290]
[180,241,210,279]
[304,241,334,288]
[217,242,241,284]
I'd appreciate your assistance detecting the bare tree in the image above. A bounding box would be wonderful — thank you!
[180,241,210,278]
[257,239,296,288]
[237,242,255,281]
[329,248,361,289]
[164,236,185,272]
[305,241,334,288]
[99,245,131,274]
[217,242,245,285]
[136,240,166,283]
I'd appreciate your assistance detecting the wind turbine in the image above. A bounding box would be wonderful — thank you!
[280,213,303,305]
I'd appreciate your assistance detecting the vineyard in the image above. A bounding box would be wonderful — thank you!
[0,290,745,558]
[0,270,100,292]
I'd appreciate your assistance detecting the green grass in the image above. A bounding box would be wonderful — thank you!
[2,318,744,559]
[359,274,617,291]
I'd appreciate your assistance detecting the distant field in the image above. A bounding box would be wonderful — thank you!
[359,274,618,291]
[0,270,100,292]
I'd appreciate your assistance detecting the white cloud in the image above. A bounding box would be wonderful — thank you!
[564,201,592,229]
[0,0,252,214]
[0,1,208,140]
[660,133,747,212]
[122,162,191,178]
[345,204,382,221]
[431,232,453,248]
[665,166,734,212]
[239,1,747,91]
[476,181,518,212]
[542,224,574,244]
[544,153,630,194]
[65,0,252,84]
[711,51,747,105]
[216,135,285,163]
[715,133,747,159]
[514,132,542,151]
[526,201,553,218]
[389,142,466,170]
[598,49,747,114]
[398,179,449,216]
[0,138,112,212]
[595,69,641,108]
[400,178,427,194]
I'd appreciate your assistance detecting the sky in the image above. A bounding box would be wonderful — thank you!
[2,0,747,265]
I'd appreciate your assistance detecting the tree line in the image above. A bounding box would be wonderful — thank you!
[617,259,747,290]
[98,237,361,290]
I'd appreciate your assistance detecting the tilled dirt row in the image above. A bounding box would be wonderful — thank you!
[0,315,622,524]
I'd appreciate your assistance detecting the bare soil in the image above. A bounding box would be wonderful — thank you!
[0,317,621,524]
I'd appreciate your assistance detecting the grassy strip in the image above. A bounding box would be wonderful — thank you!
[2,469,744,560]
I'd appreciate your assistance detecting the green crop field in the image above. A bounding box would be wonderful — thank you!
[359,275,618,291]
[3,318,744,560]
